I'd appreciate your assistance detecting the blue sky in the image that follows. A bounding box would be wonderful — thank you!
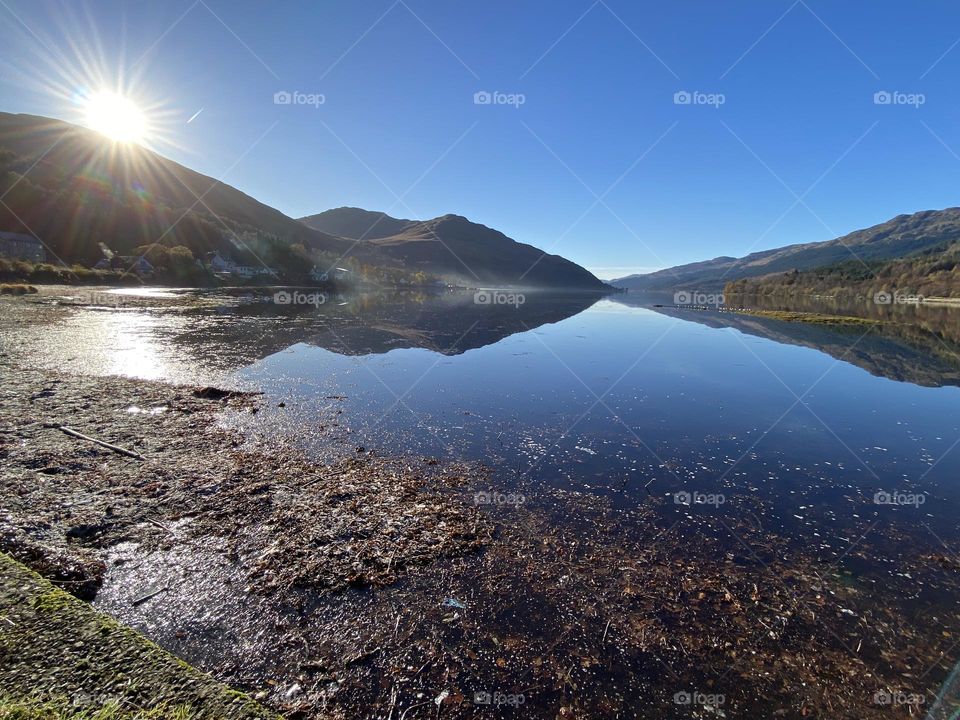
[2,1,960,279]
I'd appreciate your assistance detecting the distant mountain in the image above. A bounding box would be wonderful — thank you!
[301,207,609,290]
[612,208,960,292]
[0,112,371,270]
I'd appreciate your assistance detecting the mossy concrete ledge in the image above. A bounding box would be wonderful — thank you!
[0,552,280,719]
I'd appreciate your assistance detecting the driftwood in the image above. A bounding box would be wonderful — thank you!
[44,423,145,460]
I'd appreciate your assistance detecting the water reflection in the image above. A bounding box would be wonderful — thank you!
[613,292,960,388]
[18,288,602,386]
[194,289,604,358]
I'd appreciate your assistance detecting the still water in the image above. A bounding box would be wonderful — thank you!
[231,292,960,534]
[23,286,960,535]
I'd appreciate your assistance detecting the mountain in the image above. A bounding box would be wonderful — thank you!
[0,113,607,290]
[300,207,416,241]
[726,239,960,300]
[612,208,960,292]
[301,207,609,290]
[0,112,368,270]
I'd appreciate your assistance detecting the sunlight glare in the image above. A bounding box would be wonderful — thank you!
[84,91,148,143]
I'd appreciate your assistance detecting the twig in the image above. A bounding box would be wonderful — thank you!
[132,585,169,606]
[399,700,432,720]
[386,685,397,720]
[147,519,175,536]
[602,618,611,641]
[45,423,144,460]
[301,469,348,489]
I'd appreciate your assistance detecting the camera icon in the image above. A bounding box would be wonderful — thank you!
[274,90,292,105]
[474,490,492,505]
[874,490,892,505]
[273,290,292,305]
[873,90,892,105]
[873,690,892,705]
[673,90,692,105]
[474,91,492,105]
[673,691,692,705]
[473,691,492,705]
[873,291,893,305]
[673,290,691,305]
[673,491,692,506]
[474,290,492,305]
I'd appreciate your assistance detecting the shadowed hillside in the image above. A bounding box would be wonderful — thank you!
[301,207,610,290]
[0,113,365,271]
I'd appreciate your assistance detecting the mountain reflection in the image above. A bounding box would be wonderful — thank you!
[183,289,603,363]
[614,293,960,388]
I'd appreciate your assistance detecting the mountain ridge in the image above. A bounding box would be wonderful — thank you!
[611,207,960,292]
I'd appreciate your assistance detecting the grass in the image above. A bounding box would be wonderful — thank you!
[727,308,880,325]
[0,696,196,719]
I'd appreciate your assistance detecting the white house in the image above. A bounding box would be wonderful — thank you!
[205,251,273,279]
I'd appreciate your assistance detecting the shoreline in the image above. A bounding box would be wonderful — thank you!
[722,307,880,325]
[723,291,960,307]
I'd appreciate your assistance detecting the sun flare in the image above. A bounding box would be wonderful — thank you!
[83,91,148,143]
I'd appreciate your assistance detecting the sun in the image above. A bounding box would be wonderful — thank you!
[84,91,148,144]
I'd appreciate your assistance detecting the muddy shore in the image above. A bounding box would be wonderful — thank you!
[2,294,960,719]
